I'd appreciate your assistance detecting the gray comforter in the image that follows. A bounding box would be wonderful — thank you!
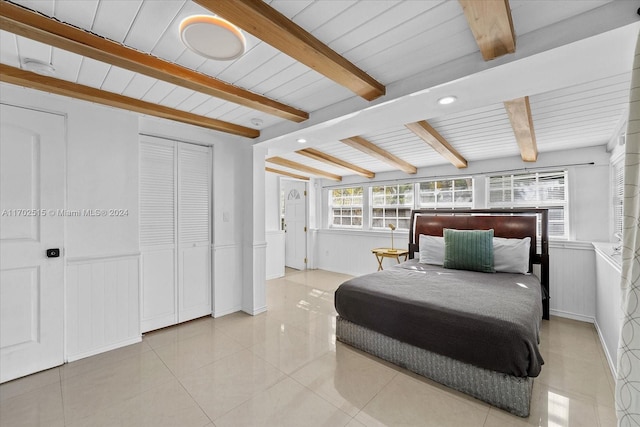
[334,259,544,377]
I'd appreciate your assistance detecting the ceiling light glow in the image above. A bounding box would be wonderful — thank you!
[438,96,457,105]
[180,15,246,60]
[297,138,307,144]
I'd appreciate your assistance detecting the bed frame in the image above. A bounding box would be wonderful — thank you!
[336,208,549,417]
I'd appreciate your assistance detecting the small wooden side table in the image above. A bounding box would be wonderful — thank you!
[371,248,409,271]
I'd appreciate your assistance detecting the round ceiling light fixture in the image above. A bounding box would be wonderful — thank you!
[179,15,246,61]
[437,96,457,105]
[297,138,307,144]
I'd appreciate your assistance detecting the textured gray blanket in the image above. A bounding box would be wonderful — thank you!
[334,259,544,377]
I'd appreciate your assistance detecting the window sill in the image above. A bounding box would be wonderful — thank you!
[592,242,622,273]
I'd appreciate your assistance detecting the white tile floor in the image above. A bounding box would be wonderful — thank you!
[0,268,617,426]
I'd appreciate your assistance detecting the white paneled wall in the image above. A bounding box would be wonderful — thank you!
[213,244,243,317]
[594,242,623,377]
[548,242,596,322]
[266,231,285,279]
[66,254,140,362]
[316,229,409,278]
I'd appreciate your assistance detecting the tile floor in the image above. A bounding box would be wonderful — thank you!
[0,268,617,426]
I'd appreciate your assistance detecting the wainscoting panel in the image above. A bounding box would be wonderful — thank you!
[66,254,140,362]
[213,244,242,318]
[594,242,622,377]
[548,242,596,322]
[266,231,285,280]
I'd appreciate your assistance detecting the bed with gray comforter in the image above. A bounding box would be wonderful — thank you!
[334,259,544,378]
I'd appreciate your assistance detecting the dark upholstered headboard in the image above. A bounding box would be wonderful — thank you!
[408,209,550,320]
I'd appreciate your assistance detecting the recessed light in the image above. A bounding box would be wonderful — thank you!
[179,15,246,61]
[297,138,307,144]
[437,96,457,105]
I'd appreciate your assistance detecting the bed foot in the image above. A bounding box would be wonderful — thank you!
[336,317,533,417]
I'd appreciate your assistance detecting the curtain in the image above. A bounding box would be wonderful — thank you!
[616,30,640,426]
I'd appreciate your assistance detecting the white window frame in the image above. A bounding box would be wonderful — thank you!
[370,183,414,230]
[487,170,569,239]
[417,177,474,209]
[328,187,364,229]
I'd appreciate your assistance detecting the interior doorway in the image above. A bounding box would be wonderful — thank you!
[282,179,307,270]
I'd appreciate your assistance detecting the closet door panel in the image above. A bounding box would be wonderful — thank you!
[177,144,211,322]
[140,139,177,332]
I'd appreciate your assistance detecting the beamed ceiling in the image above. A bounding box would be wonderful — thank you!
[0,0,638,181]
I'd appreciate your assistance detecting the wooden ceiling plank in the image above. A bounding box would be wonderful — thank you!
[0,63,259,138]
[459,0,515,61]
[296,147,375,179]
[504,96,538,162]
[194,0,385,101]
[265,167,309,181]
[0,0,308,122]
[405,120,468,169]
[340,136,417,174]
[266,157,342,182]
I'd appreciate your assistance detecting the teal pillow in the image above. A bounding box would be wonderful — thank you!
[443,229,495,273]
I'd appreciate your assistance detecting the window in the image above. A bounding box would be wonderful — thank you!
[612,157,624,239]
[371,184,413,230]
[329,187,363,228]
[418,178,473,208]
[488,171,568,238]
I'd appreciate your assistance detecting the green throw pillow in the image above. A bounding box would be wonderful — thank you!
[443,229,495,273]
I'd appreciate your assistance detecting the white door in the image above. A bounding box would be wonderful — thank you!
[177,143,211,323]
[0,104,65,383]
[140,138,177,332]
[140,137,212,332]
[283,180,307,270]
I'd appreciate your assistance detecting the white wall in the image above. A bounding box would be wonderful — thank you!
[1,83,257,362]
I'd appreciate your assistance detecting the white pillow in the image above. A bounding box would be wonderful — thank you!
[419,235,445,265]
[493,237,531,274]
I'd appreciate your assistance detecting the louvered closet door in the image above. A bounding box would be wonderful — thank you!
[140,138,177,332]
[177,144,211,323]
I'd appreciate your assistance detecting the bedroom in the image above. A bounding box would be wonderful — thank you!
[0,0,638,426]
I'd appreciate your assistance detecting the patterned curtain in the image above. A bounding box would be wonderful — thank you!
[616,30,640,426]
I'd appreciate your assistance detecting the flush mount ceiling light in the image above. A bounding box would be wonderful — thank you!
[22,58,55,75]
[179,15,246,61]
[297,138,307,144]
[437,96,457,105]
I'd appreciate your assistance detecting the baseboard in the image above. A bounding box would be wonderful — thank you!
[212,306,242,318]
[549,309,595,324]
[66,336,142,363]
[594,320,618,379]
[243,305,267,316]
